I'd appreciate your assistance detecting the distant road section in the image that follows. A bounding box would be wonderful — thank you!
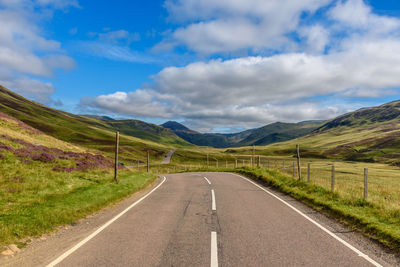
[161,149,175,164]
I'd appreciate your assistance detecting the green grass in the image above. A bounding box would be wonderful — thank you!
[0,167,156,248]
[231,167,400,251]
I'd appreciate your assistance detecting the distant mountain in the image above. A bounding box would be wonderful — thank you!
[161,120,323,148]
[161,121,233,147]
[253,100,400,164]
[238,121,324,146]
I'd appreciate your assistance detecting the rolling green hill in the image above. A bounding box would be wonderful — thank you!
[235,100,400,165]
[161,120,322,148]
[0,86,191,163]
[236,121,323,146]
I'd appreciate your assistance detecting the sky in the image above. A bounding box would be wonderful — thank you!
[1,0,400,133]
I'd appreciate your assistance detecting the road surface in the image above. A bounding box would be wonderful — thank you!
[3,172,395,266]
[161,149,176,164]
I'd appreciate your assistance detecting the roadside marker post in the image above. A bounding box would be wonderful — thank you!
[207,153,209,168]
[364,168,368,200]
[307,163,311,183]
[235,158,238,168]
[114,132,119,183]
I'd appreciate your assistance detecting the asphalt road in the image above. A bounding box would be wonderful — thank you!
[161,149,176,164]
[37,172,390,267]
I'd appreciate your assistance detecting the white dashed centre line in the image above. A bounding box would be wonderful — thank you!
[211,231,218,267]
[204,177,211,185]
[211,189,216,211]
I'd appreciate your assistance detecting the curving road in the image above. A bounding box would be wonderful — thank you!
[161,149,176,164]
[3,172,393,266]
[37,172,389,267]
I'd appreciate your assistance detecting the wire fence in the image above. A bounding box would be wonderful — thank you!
[121,152,400,214]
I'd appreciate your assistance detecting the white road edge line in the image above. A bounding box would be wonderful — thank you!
[204,176,211,185]
[46,176,167,267]
[211,189,216,211]
[211,231,218,267]
[231,173,383,267]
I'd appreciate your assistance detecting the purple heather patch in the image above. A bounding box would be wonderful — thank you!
[0,142,13,151]
[1,134,114,171]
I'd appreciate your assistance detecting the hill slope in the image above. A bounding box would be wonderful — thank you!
[161,120,322,148]
[0,86,191,162]
[246,100,400,164]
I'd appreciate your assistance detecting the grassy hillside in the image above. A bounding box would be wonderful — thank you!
[0,110,157,248]
[161,120,322,148]
[236,121,323,146]
[0,86,191,163]
[228,100,400,165]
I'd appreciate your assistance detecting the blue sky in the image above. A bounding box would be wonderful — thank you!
[1,0,400,132]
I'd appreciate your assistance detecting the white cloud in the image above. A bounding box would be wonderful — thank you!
[298,24,330,54]
[329,0,400,34]
[0,76,54,103]
[158,0,332,54]
[0,0,77,102]
[81,0,400,131]
[83,36,400,131]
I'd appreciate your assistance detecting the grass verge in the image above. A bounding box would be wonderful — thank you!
[231,167,400,252]
[0,170,156,248]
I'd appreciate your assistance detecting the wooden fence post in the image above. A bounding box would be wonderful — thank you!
[283,160,285,170]
[216,159,218,168]
[235,158,238,168]
[331,164,335,191]
[257,155,260,168]
[364,168,368,200]
[307,163,310,183]
[114,132,119,183]
[296,144,301,180]
[226,160,228,168]
[207,153,209,168]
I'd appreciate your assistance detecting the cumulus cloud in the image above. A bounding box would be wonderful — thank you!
[0,76,55,103]
[157,0,332,54]
[0,0,77,103]
[82,0,400,131]
[82,35,400,131]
